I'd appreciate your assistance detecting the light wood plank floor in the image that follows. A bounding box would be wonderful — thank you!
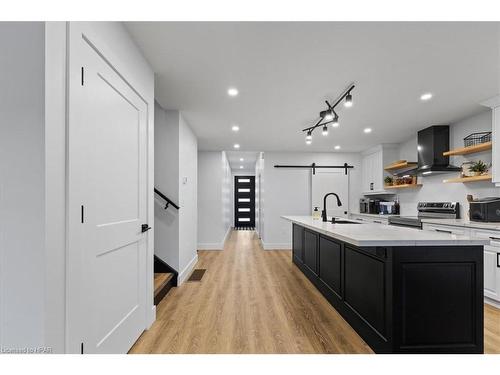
[130,230,500,354]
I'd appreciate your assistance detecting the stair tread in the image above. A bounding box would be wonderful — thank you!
[154,273,174,296]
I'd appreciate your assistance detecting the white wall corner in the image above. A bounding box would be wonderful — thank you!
[177,253,199,284]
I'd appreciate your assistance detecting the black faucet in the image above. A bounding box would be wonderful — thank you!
[322,192,342,222]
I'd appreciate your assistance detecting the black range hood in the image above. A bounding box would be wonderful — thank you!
[416,125,461,175]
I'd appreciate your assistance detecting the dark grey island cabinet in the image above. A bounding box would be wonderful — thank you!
[291,223,484,354]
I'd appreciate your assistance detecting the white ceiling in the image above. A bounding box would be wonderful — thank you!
[225,151,259,172]
[125,22,500,152]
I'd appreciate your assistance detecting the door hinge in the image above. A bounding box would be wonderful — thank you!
[80,342,84,354]
[81,67,84,86]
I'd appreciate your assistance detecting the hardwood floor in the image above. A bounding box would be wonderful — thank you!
[485,303,500,354]
[130,230,500,354]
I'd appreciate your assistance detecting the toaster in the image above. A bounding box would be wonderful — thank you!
[470,197,500,222]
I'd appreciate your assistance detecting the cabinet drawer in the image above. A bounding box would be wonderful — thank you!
[484,245,500,302]
[470,228,500,246]
[422,223,470,236]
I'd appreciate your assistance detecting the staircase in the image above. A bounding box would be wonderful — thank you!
[153,256,178,305]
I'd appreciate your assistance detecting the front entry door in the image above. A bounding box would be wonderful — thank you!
[69,32,148,353]
[234,176,255,228]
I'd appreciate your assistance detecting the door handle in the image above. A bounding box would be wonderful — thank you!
[497,253,500,268]
[373,220,382,224]
[141,224,151,233]
[489,236,500,241]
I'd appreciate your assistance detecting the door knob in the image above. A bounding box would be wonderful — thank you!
[141,224,151,233]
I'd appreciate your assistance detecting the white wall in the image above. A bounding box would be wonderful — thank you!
[178,114,198,281]
[261,152,362,249]
[154,105,180,268]
[396,110,499,217]
[255,153,265,239]
[222,151,232,240]
[0,22,46,350]
[197,151,231,249]
[198,152,224,247]
[154,106,198,283]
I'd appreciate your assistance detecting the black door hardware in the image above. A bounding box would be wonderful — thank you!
[141,224,151,233]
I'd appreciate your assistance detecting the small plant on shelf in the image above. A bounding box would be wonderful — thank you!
[384,176,393,186]
[469,160,489,176]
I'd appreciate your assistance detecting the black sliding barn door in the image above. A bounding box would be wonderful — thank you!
[234,176,255,228]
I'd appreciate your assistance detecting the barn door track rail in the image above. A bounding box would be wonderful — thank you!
[273,162,354,175]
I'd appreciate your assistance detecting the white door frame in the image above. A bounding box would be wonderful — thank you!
[66,23,155,354]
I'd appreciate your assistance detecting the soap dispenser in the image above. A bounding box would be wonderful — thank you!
[313,206,321,220]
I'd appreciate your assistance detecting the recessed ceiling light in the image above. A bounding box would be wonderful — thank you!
[240,158,244,162]
[231,125,240,132]
[420,93,433,101]
[233,143,240,149]
[334,145,341,150]
[240,166,244,169]
[364,128,372,134]
[227,88,239,97]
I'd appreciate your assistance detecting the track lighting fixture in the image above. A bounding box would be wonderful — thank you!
[331,114,339,127]
[322,125,328,136]
[302,84,355,141]
[344,93,353,107]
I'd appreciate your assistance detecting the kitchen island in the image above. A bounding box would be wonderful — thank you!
[282,215,489,353]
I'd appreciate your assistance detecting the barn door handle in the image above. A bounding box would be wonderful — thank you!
[141,224,151,233]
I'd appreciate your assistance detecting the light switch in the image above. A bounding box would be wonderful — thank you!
[182,177,188,185]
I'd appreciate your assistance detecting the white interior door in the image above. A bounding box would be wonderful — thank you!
[70,34,148,353]
[311,169,349,219]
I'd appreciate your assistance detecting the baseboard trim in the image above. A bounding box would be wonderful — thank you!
[178,253,199,285]
[198,227,232,251]
[262,242,292,250]
[485,297,500,309]
[147,305,156,329]
[222,226,231,247]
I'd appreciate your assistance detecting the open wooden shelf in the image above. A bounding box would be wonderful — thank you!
[384,160,418,173]
[443,141,492,156]
[384,183,422,190]
[443,174,492,183]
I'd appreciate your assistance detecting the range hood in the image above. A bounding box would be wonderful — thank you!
[416,125,461,175]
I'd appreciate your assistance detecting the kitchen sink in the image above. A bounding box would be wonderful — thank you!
[331,220,361,224]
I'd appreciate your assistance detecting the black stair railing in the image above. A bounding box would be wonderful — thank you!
[154,188,180,210]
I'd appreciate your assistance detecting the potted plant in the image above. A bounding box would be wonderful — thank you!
[469,160,488,176]
[384,176,393,186]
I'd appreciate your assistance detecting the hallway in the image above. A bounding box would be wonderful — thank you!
[131,229,500,354]
[130,230,372,353]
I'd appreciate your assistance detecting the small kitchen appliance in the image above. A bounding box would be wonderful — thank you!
[469,197,500,222]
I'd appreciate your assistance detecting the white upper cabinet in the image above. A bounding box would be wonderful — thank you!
[361,144,399,195]
[481,95,500,187]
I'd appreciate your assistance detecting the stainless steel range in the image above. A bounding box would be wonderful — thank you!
[388,202,459,229]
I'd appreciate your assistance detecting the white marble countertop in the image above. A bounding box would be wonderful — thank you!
[421,218,500,231]
[282,215,490,247]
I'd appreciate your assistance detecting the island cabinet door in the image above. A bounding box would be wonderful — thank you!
[344,246,387,339]
[318,236,342,297]
[304,229,319,275]
[292,224,304,263]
